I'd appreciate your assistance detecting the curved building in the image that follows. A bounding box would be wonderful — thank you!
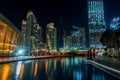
[46,23,57,53]
[0,13,22,56]
[88,0,106,49]
[110,17,120,30]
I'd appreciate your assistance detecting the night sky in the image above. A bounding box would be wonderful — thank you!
[0,0,120,46]
[0,0,87,30]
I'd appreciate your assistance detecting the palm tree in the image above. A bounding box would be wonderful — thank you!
[100,30,115,56]
[100,28,120,60]
[116,28,120,60]
[100,30,114,48]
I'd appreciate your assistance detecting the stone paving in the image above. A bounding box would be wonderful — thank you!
[93,56,120,71]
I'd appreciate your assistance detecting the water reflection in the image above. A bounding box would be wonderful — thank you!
[34,61,38,77]
[15,62,22,80]
[45,60,49,73]
[54,59,56,70]
[15,61,25,80]
[0,57,119,80]
[73,70,82,80]
[20,64,24,80]
[1,64,10,80]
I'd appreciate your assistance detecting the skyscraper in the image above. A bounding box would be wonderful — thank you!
[46,23,57,52]
[26,11,37,50]
[72,26,86,49]
[71,28,86,49]
[63,31,67,49]
[21,20,26,47]
[110,17,120,30]
[66,36,72,50]
[78,27,86,48]
[88,0,106,49]
[23,11,42,52]
[63,27,86,51]
[58,18,64,50]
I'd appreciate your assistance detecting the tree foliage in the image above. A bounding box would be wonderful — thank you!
[100,28,120,60]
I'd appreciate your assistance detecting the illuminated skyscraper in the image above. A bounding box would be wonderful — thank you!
[71,31,80,49]
[21,20,26,47]
[46,23,57,52]
[110,17,120,30]
[88,0,106,49]
[72,26,86,49]
[63,27,86,51]
[66,36,72,49]
[63,31,67,49]
[71,27,86,49]
[24,11,42,51]
[78,27,86,48]
[34,24,42,48]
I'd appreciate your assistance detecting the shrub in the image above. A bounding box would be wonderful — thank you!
[113,56,118,58]
[103,52,108,56]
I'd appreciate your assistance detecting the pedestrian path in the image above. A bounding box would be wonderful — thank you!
[0,55,70,64]
[91,56,120,71]
[85,59,120,79]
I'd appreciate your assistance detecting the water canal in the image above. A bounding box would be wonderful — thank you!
[0,57,119,80]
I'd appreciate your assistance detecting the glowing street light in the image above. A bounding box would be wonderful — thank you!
[18,49,24,55]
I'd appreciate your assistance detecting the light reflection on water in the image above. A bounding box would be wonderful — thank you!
[16,62,22,76]
[1,64,10,80]
[34,61,38,77]
[0,57,119,80]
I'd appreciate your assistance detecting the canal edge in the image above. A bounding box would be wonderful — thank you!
[85,59,120,79]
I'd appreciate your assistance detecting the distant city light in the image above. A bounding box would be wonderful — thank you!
[18,49,24,55]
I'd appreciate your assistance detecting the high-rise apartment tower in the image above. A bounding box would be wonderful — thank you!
[88,0,106,49]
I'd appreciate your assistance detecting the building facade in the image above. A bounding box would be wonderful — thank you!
[88,0,106,49]
[21,20,26,48]
[26,11,37,50]
[110,17,120,30]
[23,11,42,53]
[78,27,86,48]
[71,31,80,49]
[66,36,72,50]
[71,26,86,49]
[0,13,22,56]
[46,23,57,52]
[64,27,86,51]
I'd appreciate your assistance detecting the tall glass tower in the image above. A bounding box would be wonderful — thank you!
[25,11,41,51]
[46,23,57,52]
[88,0,106,49]
[26,11,37,50]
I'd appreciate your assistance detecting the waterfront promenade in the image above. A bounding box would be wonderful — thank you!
[0,55,77,64]
[93,56,120,71]
[0,54,120,72]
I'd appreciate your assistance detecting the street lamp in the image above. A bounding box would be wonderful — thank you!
[18,49,24,55]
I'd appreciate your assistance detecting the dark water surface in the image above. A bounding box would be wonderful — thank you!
[0,57,119,80]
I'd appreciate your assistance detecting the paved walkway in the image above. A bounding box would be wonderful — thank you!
[0,55,69,64]
[93,56,120,71]
[1,55,120,71]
